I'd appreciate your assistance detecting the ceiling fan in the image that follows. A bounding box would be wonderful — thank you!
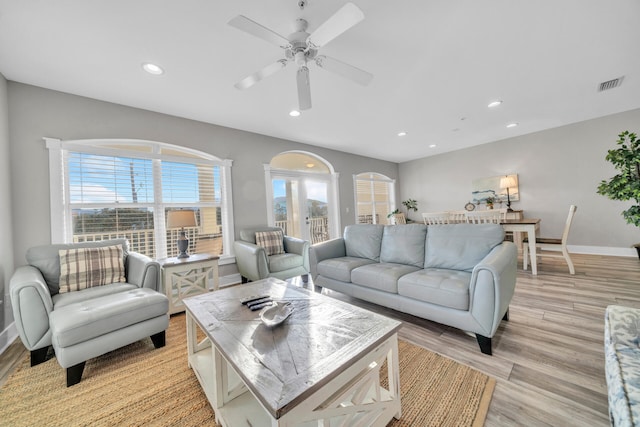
[228,2,373,111]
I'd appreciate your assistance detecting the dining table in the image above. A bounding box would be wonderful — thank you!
[501,218,541,275]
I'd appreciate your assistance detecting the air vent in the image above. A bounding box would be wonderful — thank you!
[598,76,624,92]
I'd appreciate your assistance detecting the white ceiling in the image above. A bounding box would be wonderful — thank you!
[1,0,639,163]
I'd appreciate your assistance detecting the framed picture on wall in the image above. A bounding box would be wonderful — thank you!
[471,174,519,203]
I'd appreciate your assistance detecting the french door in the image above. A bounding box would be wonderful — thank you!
[271,175,332,244]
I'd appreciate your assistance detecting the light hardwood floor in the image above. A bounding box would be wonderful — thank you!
[1,253,638,425]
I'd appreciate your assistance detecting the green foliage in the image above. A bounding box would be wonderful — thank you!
[402,199,418,212]
[597,131,640,227]
[387,208,400,218]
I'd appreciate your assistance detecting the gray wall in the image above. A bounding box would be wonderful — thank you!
[7,82,398,271]
[0,73,15,343]
[399,108,640,253]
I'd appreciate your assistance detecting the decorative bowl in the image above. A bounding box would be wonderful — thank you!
[260,301,294,327]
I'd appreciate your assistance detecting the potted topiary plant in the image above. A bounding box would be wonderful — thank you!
[597,130,640,257]
[402,199,418,216]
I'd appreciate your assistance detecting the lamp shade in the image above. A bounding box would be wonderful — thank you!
[166,210,196,229]
[500,176,517,189]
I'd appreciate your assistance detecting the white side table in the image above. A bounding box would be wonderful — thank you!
[157,253,220,314]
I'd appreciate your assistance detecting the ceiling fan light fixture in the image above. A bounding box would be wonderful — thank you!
[142,62,164,75]
[289,110,301,117]
[487,100,502,108]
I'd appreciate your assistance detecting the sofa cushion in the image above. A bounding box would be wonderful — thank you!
[26,239,129,295]
[380,224,428,268]
[317,257,376,282]
[424,224,504,272]
[268,253,303,272]
[58,245,126,294]
[351,263,420,293]
[344,224,385,261]
[255,230,285,256]
[398,269,472,310]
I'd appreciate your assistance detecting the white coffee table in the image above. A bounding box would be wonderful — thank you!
[183,277,402,426]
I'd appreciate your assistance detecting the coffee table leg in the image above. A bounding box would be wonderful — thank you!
[388,334,402,419]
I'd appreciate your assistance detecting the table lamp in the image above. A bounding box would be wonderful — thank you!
[500,175,517,212]
[167,210,197,258]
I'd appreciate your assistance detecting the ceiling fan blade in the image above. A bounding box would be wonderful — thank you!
[315,55,373,86]
[228,15,291,49]
[306,2,364,48]
[297,66,312,110]
[234,59,288,90]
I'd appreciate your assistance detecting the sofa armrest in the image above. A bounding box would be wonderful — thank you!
[309,238,346,281]
[9,265,54,351]
[468,241,518,337]
[126,252,161,292]
[284,236,310,272]
[233,240,269,282]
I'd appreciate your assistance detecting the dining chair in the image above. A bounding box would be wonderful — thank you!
[447,210,468,223]
[465,210,503,224]
[523,205,577,275]
[422,212,450,225]
[391,213,406,225]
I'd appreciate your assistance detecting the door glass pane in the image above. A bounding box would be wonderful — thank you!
[306,180,329,244]
[272,179,301,238]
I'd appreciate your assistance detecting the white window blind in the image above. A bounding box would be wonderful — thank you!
[354,173,395,225]
[47,138,233,261]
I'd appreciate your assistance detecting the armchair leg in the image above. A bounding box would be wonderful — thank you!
[150,331,166,349]
[241,276,249,284]
[503,308,509,321]
[67,361,86,387]
[475,334,492,355]
[31,347,50,367]
[301,274,309,283]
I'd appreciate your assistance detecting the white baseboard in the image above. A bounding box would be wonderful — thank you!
[220,273,242,287]
[0,321,18,356]
[567,245,637,257]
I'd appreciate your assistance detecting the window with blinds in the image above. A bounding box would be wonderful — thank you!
[47,139,231,260]
[354,173,395,225]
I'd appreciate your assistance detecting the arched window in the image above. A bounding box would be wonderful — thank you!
[265,151,339,244]
[354,172,396,225]
[45,138,234,261]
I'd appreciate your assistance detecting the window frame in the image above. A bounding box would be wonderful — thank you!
[353,172,396,225]
[45,137,235,263]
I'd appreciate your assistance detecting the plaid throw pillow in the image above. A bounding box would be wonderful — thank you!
[255,230,285,256]
[58,245,126,293]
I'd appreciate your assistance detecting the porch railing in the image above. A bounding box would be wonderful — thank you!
[274,217,329,244]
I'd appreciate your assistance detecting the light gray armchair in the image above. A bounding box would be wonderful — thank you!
[233,226,310,283]
[10,239,169,386]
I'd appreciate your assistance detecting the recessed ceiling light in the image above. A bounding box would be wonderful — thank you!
[429,144,437,148]
[142,63,164,75]
[488,100,502,108]
[289,110,301,117]
[397,131,407,137]
[506,122,519,128]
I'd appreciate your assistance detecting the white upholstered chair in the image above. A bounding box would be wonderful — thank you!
[523,205,577,275]
[422,212,450,225]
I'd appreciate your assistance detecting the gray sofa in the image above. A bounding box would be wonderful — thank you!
[10,239,169,386]
[310,223,517,355]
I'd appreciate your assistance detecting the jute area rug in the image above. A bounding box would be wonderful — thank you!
[0,314,495,427]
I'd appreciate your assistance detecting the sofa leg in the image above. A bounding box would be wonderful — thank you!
[30,347,49,367]
[241,276,249,284]
[475,334,492,355]
[301,274,309,283]
[503,308,509,321]
[67,361,86,387]
[151,331,166,349]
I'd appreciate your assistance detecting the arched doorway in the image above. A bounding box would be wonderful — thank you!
[265,151,339,244]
